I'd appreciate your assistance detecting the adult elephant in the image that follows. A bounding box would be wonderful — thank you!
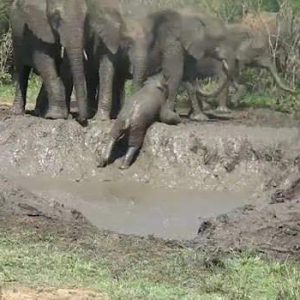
[201,22,296,111]
[114,9,231,121]
[11,0,123,121]
[186,19,297,120]
[10,0,88,121]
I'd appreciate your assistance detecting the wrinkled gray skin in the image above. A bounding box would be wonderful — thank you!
[210,23,296,109]
[10,0,88,121]
[189,22,297,119]
[83,0,125,120]
[110,11,231,120]
[120,9,230,121]
[12,0,123,122]
[98,74,181,170]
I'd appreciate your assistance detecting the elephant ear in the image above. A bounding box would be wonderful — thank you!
[236,37,265,63]
[90,11,122,55]
[22,1,56,44]
[180,16,206,60]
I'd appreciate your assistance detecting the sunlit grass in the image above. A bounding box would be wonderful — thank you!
[0,229,299,299]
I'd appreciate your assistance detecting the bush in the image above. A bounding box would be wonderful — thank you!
[0,30,13,83]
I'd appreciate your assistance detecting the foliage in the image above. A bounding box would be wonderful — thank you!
[0,30,12,83]
[0,230,299,299]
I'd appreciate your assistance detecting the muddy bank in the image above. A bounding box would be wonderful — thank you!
[0,109,299,193]
[194,190,300,260]
[0,106,300,259]
[0,173,85,224]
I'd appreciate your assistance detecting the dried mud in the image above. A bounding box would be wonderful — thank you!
[0,106,300,260]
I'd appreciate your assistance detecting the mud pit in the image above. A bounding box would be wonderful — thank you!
[0,106,300,258]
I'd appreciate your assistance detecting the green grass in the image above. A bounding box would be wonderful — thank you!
[0,75,41,106]
[0,230,299,299]
[239,92,300,113]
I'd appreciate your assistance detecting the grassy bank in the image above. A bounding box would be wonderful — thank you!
[0,228,299,299]
[0,76,41,107]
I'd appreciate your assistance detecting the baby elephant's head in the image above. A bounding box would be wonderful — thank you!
[145,73,169,97]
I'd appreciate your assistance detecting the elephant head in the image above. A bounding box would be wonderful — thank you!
[178,11,235,97]
[216,23,296,94]
[87,0,124,55]
[121,17,153,91]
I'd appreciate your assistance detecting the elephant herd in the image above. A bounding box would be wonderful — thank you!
[9,1,297,167]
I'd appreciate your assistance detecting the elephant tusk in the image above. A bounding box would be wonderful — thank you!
[83,50,88,61]
[60,47,65,59]
[222,59,229,74]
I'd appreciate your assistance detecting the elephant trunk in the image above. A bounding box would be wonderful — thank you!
[131,42,148,91]
[67,46,88,122]
[266,64,296,94]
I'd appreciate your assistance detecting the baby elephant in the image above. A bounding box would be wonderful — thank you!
[99,74,181,169]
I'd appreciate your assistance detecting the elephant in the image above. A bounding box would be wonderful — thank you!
[10,0,124,122]
[10,0,88,121]
[98,73,181,170]
[187,20,297,119]
[106,10,231,121]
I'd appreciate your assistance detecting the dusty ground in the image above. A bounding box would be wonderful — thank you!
[0,287,106,300]
[0,105,299,262]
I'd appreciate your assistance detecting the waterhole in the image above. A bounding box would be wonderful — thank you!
[12,176,251,240]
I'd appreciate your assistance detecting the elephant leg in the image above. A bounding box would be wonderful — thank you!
[160,42,184,119]
[215,81,231,114]
[33,51,68,120]
[120,146,140,170]
[120,125,145,169]
[98,137,117,168]
[185,81,208,122]
[96,55,115,121]
[231,83,247,106]
[34,84,48,117]
[111,74,126,119]
[98,119,125,168]
[11,64,31,115]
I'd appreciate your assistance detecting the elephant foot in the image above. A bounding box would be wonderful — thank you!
[119,162,130,170]
[11,103,25,115]
[97,158,108,168]
[95,109,110,121]
[215,106,232,114]
[44,106,68,120]
[160,108,181,125]
[190,112,209,122]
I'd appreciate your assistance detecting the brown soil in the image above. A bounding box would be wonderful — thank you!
[0,105,299,261]
[0,287,106,300]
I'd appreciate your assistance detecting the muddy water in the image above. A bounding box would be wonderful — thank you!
[11,176,251,240]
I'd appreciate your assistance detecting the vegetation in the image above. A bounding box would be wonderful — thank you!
[0,228,299,299]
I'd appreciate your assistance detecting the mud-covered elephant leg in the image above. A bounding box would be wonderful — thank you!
[184,81,208,121]
[96,54,115,120]
[33,51,68,120]
[120,125,145,170]
[98,119,124,168]
[215,77,231,114]
[160,40,184,120]
[11,63,31,115]
[34,56,73,118]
